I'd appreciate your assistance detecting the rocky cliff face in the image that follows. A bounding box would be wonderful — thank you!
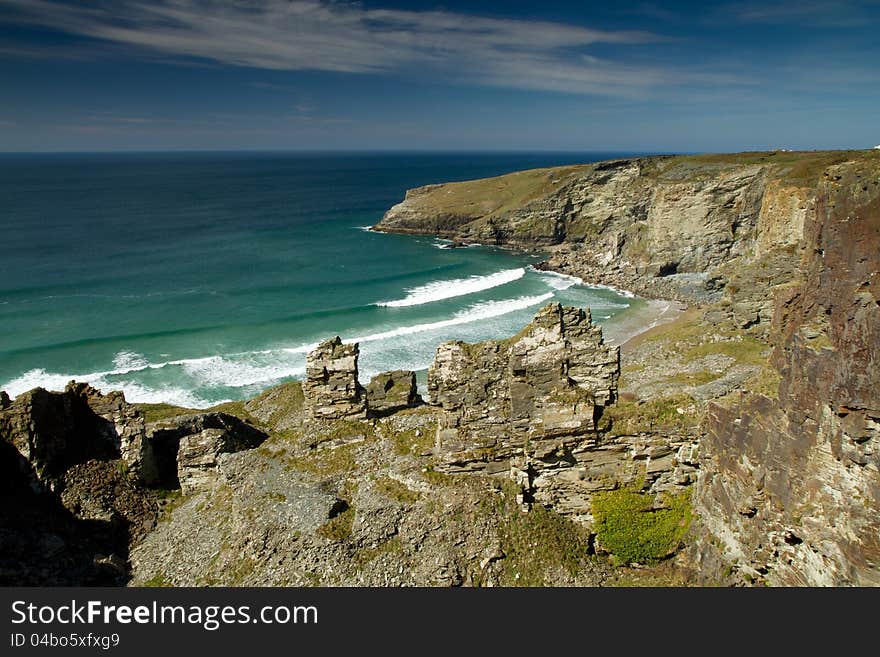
[690,159,880,586]
[0,382,268,584]
[376,151,875,307]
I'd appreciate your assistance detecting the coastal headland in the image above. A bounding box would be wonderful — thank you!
[2,149,878,586]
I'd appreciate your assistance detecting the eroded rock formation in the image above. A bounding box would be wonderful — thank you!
[427,302,696,519]
[365,370,421,417]
[429,303,618,463]
[144,413,268,492]
[303,337,366,420]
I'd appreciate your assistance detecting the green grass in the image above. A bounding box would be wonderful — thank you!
[243,380,304,430]
[354,536,403,568]
[486,482,594,586]
[136,402,197,423]
[387,423,435,456]
[591,487,692,566]
[421,464,458,487]
[684,334,769,366]
[602,393,700,436]
[142,573,173,587]
[316,505,356,541]
[665,370,722,386]
[208,399,259,424]
[285,442,360,475]
[374,475,420,504]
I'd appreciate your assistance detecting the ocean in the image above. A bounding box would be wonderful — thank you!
[0,151,657,408]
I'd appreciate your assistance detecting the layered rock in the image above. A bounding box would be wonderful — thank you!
[365,370,421,417]
[691,158,880,586]
[144,413,268,491]
[429,303,618,456]
[0,382,143,490]
[375,152,874,307]
[427,303,698,519]
[303,337,366,420]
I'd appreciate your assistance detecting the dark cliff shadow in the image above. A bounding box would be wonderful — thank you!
[0,440,137,586]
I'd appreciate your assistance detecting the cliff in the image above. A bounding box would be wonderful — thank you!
[375,149,880,585]
[375,150,877,308]
[690,158,880,585]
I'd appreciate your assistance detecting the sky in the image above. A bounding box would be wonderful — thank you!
[0,0,878,152]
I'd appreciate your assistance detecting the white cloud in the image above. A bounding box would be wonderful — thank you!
[0,0,704,96]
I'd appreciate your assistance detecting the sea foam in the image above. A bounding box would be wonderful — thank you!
[375,267,525,307]
[530,267,584,290]
[285,291,554,354]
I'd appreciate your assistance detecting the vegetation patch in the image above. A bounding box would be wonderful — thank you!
[665,370,722,386]
[354,536,403,568]
[602,393,700,436]
[242,380,304,430]
[285,441,360,475]
[136,402,197,423]
[421,464,459,487]
[374,475,420,504]
[481,481,594,586]
[208,399,260,425]
[316,505,356,541]
[386,424,435,456]
[684,334,769,366]
[311,419,376,448]
[142,572,172,587]
[591,487,692,565]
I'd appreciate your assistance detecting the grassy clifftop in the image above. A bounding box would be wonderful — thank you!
[375,150,877,235]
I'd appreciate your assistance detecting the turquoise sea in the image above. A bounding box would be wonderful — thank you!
[0,152,656,408]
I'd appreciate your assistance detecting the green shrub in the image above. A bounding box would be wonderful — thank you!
[591,487,692,565]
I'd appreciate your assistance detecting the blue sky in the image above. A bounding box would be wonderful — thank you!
[1,0,878,152]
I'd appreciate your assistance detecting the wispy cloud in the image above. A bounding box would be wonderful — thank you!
[0,0,730,96]
[724,0,878,27]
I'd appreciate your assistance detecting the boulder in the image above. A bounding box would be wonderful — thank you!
[144,412,267,490]
[366,370,421,417]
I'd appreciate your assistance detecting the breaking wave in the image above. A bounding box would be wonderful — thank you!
[375,268,525,307]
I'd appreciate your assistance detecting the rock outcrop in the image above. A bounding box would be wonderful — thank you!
[426,303,697,521]
[429,303,618,462]
[303,337,366,420]
[0,384,157,585]
[0,383,269,583]
[144,413,268,492]
[365,370,421,417]
[0,382,143,490]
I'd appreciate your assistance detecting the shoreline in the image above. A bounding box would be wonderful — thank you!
[367,226,690,352]
[3,234,685,408]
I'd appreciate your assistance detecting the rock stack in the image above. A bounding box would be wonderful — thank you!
[303,337,366,420]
